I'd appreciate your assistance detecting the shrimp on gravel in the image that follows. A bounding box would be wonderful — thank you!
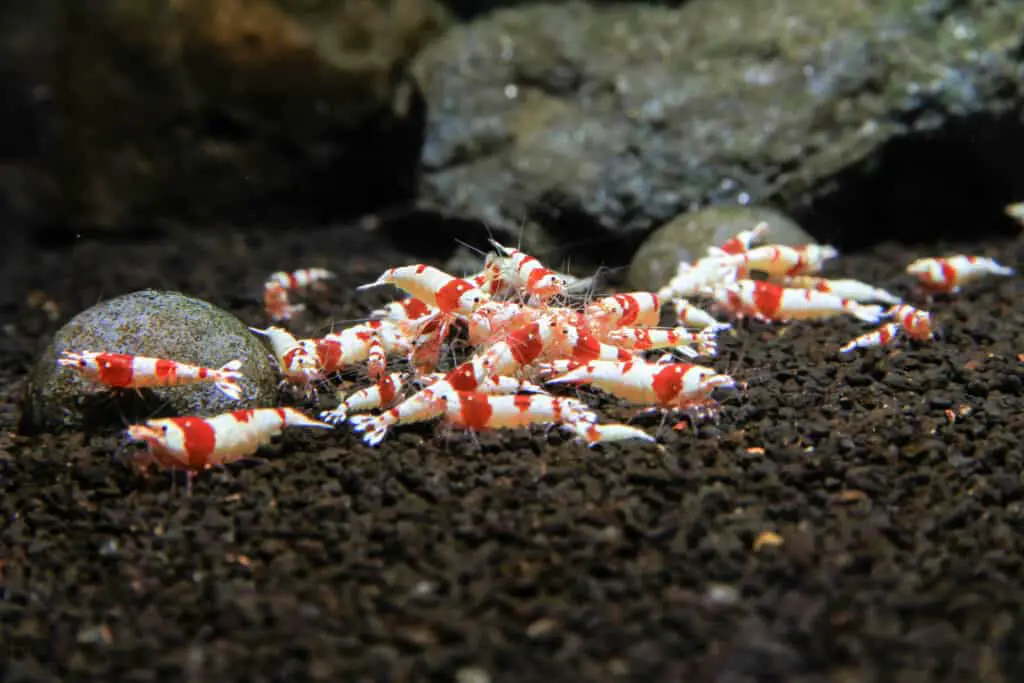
[127,407,331,494]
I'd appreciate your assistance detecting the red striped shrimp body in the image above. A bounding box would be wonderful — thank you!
[127,407,331,491]
[357,265,489,315]
[778,276,901,305]
[316,320,413,379]
[370,297,436,323]
[58,351,244,400]
[716,280,885,323]
[567,328,637,363]
[715,222,770,255]
[263,268,334,321]
[838,322,901,354]
[466,301,533,346]
[906,255,1015,293]
[488,239,567,302]
[349,380,453,446]
[482,316,576,376]
[715,244,839,278]
[439,391,597,433]
[889,304,934,341]
[320,373,404,425]
[470,252,515,298]
[606,326,718,358]
[250,326,323,392]
[585,292,661,334]
[545,359,736,410]
[441,357,546,395]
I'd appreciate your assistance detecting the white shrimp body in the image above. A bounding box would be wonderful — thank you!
[779,276,902,305]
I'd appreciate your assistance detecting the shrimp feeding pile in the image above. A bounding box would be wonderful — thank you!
[57,223,1017,491]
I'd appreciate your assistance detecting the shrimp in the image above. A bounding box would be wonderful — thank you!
[605,326,718,358]
[320,373,404,425]
[585,292,661,334]
[715,222,770,255]
[670,299,731,331]
[714,280,885,323]
[57,351,244,400]
[838,322,901,354]
[906,255,1015,293]
[126,407,331,494]
[711,244,839,278]
[370,296,436,323]
[263,268,334,321]
[487,239,568,302]
[543,359,736,411]
[357,264,489,315]
[250,326,322,392]
[438,391,597,433]
[563,421,659,448]
[775,275,902,305]
[889,304,934,341]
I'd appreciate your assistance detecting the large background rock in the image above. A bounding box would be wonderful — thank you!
[18,0,451,239]
[412,0,1024,269]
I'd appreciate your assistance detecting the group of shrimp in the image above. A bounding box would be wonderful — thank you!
[251,240,734,451]
[654,221,1015,354]
[56,223,1016,493]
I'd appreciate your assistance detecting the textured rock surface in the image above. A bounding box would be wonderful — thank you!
[412,0,1024,266]
[627,205,814,292]
[34,0,450,237]
[21,290,279,434]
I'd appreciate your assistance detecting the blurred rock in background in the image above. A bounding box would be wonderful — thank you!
[1,0,451,242]
[411,0,1024,269]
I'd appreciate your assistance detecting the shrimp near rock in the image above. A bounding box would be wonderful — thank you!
[58,350,245,400]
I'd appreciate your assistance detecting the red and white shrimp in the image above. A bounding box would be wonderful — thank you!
[566,327,637,363]
[370,296,436,323]
[320,373,404,425]
[889,304,934,341]
[349,380,454,446]
[58,350,245,400]
[605,326,718,358]
[488,239,568,302]
[438,391,597,433]
[315,319,413,379]
[439,357,547,395]
[838,322,901,354]
[712,244,839,278]
[543,359,736,411]
[357,264,489,315]
[906,255,1015,293]
[250,326,323,391]
[714,280,885,323]
[481,315,577,376]
[126,407,331,493]
[263,268,334,321]
[714,222,770,255]
[658,257,739,299]
[776,275,902,305]
[585,292,661,334]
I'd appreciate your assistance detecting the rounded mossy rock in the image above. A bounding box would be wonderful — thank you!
[20,290,279,434]
[627,205,815,292]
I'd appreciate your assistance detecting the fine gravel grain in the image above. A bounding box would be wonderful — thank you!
[2,225,1023,682]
